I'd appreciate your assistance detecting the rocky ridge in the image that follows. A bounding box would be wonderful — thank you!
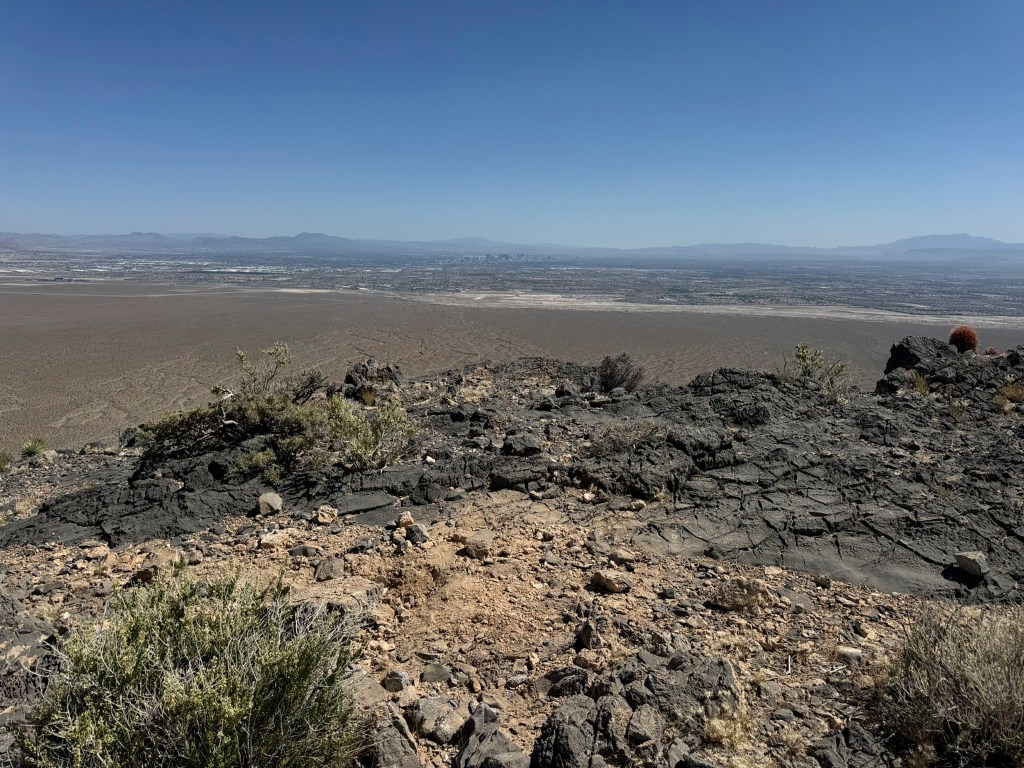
[1,337,1022,768]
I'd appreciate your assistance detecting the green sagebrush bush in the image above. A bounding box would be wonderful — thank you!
[140,343,418,482]
[777,343,850,403]
[885,604,1024,767]
[10,572,361,768]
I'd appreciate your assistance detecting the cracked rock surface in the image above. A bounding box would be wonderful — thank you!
[1,336,1022,767]
[5,337,1022,602]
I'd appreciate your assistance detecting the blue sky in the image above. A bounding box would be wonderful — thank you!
[1,1,1022,247]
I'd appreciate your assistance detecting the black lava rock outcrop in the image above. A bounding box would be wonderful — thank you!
[3,339,1023,603]
[530,651,894,768]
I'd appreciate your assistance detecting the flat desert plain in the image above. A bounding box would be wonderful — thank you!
[2,280,1022,453]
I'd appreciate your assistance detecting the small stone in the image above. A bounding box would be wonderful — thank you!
[397,510,415,528]
[405,696,469,745]
[315,556,345,582]
[954,551,990,578]
[608,548,636,566]
[463,530,495,560]
[421,663,452,683]
[258,492,284,515]
[258,531,288,550]
[835,646,864,664]
[501,433,544,456]
[592,570,631,593]
[480,691,507,710]
[685,615,708,629]
[185,549,203,565]
[573,649,602,670]
[288,544,320,558]
[406,524,431,545]
[314,505,338,524]
[383,670,412,692]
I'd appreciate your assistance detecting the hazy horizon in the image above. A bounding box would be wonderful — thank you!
[2,228,1022,253]
[2,1,1023,247]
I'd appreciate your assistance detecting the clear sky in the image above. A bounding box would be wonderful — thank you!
[1,1,1022,247]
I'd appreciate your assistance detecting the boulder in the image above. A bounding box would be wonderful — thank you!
[463,530,495,560]
[257,492,283,515]
[955,551,990,578]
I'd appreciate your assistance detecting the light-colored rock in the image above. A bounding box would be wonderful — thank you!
[258,531,289,550]
[258,492,283,515]
[954,551,990,578]
[836,646,864,664]
[314,504,338,524]
[421,662,452,683]
[463,530,495,560]
[592,569,632,593]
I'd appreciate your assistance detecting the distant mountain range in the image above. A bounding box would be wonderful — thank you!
[1,230,1021,258]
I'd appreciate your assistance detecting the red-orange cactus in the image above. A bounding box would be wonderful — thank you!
[949,325,979,353]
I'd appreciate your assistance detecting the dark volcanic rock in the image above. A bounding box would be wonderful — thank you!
[531,653,895,768]
[2,339,1023,603]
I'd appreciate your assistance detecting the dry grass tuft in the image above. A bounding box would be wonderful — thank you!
[587,418,660,457]
[912,372,930,396]
[885,604,1024,766]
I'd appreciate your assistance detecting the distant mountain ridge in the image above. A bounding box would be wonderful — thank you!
[1,230,1022,258]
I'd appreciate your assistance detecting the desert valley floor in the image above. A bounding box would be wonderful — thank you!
[2,279,1024,452]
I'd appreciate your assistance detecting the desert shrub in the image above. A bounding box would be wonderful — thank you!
[20,438,46,458]
[948,325,979,353]
[324,397,419,469]
[234,447,283,484]
[142,344,419,479]
[0,452,12,472]
[284,369,329,405]
[598,352,645,393]
[996,382,1024,404]
[10,571,361,768]
[885,604,1024,767]
[947,395,969,423]
[984,346,1000,356]
[358,386,377,406]
[144,405,220,457]
[587,418,660,458]
[779,343,850,402]
[703,703,754,751]
[231,341,292,399]
[912,372,930,396]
